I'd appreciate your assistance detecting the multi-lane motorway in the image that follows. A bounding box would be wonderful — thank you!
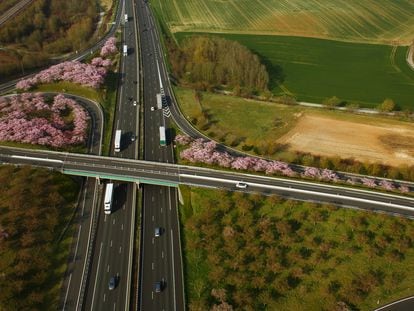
[136,0,185,309]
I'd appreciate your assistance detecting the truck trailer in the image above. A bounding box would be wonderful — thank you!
[156,93,162,110]
[104,183,114,215]
[114,130,121,152]
[159,126,166,146]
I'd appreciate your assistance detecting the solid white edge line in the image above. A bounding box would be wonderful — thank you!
[91,242,103,311]
[170,229,177,311]
[375,296,414,310]
[76,179,98,310]
[62,273,72,310]
[11,155,63,163]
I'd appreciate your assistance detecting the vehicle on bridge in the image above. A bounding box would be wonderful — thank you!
[159,126,166,146]
[123,44,128,56]
[124,13,128,22]
[104,183,114,214]
[115,130,122,152]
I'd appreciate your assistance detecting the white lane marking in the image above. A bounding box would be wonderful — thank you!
[62,273,72,310]
[152,215,154,221]
[121,223,124,231]
[152,262,154,270]
[180,174,414,212]
[103,293,106,302]
[161,207,163,214]
[119,246,122,254]
[81,184,88,216]
[152,291,154,300]
[91,243,103,310]
[162,251,164,259]
[152,238,154,245]
[11,155,62,163]
[110,240,113,247]
[113,302,116,311]
[152,196,155,202]
[375,296,414,310]
[76,180,98,311]
[73,225,82,262]
[113,219,116,225]
[171,229,177,311]
[107,265,110,272]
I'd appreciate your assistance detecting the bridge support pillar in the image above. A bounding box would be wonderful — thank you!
[177,186,184,205]
[96,176,100,184]
[135,181,140,188]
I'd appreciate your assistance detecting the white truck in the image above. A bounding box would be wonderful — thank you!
[104,183,114,214]
[124,13,128,22]
[114,130,121,152]
[159,126,166,146]
[156,93,162,109]
[123,44,128,56]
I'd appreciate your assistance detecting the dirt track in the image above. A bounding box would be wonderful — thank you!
[278,114,414,166]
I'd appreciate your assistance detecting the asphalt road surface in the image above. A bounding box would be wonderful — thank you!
[136,0,185,309]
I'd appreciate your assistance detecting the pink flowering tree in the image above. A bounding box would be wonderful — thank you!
[361,177,377,188]
[100,37,118,57]
[16,61,108,91]
[0,93,89,148]
[175,134,409,194]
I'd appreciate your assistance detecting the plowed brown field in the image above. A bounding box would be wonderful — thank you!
[278,114,414,166]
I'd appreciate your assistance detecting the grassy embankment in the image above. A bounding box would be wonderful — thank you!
[174,86,414,167]
[179,186,414,310]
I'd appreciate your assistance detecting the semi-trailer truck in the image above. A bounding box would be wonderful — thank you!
[114,130,121,152]
[159,126,166,146]
[104,183,114,214]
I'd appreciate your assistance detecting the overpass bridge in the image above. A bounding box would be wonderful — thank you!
[1,146,414,217]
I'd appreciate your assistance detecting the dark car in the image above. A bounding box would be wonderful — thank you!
[109,276,116,290]
[154,280,163,293]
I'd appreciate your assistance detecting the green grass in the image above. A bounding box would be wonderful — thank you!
[175,33,414,110]
[175,86,303,147]
[151,0,414,45]
[180,187,414,310]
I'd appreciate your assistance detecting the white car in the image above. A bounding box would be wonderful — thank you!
[133,100,137,106]
[236,182,248,189]
[150,106,155,111]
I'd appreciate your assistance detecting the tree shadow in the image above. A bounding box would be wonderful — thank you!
[255,52,286,90]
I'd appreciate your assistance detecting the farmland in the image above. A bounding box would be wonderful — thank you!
[175,33,414,109]
[152,0,414,45]
[175,87,414,167]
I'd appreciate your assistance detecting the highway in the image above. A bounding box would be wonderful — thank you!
[1,146,413,218]
[136,0,185,310]
[81,0,140,309]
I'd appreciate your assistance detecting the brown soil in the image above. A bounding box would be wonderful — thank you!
[277,114,414,166]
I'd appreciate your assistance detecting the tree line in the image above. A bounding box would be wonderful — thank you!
[182,188,414,311]
[167,36,269,95]
[0,165,79,310]
[0,0,98,77]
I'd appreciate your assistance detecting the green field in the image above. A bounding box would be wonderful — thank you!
[175,33,414,109]
[180,187,414,310]
[152,0,414,45]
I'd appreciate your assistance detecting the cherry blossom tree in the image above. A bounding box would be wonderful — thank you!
[0,93,89,147]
